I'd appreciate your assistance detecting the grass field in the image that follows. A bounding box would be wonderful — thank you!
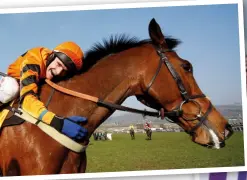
[86,132,244,173]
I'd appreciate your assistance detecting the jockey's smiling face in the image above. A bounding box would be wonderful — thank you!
[46,57,68,80]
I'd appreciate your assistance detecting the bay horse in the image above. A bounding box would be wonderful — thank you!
[0,18,233,176]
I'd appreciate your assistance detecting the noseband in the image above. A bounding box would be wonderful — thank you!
[146,46,213,134]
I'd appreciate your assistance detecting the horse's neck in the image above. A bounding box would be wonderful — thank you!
[84,78,134,134]
[51,53,145,135]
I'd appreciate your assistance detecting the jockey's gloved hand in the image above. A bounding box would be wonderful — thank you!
[50,115,88,140]
[62,116,88,139]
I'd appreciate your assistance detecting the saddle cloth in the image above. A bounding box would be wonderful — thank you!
[0,101,24,129]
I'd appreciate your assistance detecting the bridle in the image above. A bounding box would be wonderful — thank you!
[145,45,213,134]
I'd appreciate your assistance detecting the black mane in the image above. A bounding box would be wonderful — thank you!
[81,34,181,72]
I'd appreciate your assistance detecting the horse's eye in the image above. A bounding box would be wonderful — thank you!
[182,63,193,73]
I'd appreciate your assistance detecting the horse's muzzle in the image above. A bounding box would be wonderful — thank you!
[220,123,233,148]
[224,123,234,140]
[201,123,233,149]
[218,123,234,148]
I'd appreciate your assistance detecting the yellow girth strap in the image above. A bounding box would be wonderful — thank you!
[0,101,15,128]
[14,108,87,153]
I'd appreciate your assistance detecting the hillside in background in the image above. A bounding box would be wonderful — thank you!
[102,104,243,126]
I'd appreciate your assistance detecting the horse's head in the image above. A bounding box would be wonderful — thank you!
[136,18,233,149]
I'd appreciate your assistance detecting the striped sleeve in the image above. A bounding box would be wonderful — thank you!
[20,57,56,125]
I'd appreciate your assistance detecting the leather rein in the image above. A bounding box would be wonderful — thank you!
[45,79,160,117]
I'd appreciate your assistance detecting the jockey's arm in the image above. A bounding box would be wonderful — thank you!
[6,46,88,140]
[19,57,62,130]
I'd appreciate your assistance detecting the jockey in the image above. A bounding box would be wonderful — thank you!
[144,122,151,129]
[0,41,88,140]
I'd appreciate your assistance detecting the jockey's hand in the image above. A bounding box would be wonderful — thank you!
[61,116,88,140]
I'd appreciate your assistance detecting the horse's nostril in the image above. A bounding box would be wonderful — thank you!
[225,123,234,140]
[220,141,225,148]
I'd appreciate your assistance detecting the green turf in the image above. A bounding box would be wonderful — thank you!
[86,132,244,173]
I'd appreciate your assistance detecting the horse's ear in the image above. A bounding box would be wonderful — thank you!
[148,18,168,49]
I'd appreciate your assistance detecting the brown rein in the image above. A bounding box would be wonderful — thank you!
[45,79,99,103]
[45,79,161,117]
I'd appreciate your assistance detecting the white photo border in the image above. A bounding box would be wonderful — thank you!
[0,0,245,179]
